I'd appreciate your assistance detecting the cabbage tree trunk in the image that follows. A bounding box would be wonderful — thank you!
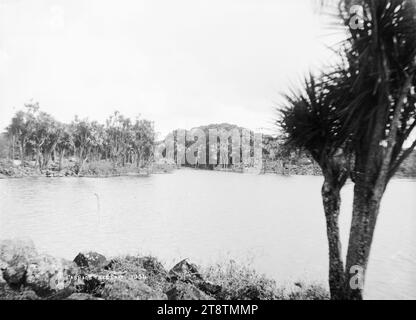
[343,178,384,300]
[322,176,345,300]
[59,150,65,171]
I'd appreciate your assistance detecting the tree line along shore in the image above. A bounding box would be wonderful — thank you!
[1,104,414,179]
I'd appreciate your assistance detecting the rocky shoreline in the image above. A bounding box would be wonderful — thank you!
[0,240,328,300]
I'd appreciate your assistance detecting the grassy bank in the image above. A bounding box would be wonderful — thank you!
[0,240,328,300]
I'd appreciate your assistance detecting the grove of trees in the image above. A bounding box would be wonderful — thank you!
[163,124,258,169]
[5,103,155,173]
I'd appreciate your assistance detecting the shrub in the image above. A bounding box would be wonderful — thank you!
[202,260,279,300]
[203,260,329,300]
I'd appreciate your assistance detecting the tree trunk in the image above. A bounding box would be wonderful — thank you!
[11,135,15,160]
[36,149,42,172]
[19,143,24,162]
[59,150,65,171]
[42,151,50,169]
[322,178,345,300]
[78,146,85,171]
[343,179,383,300]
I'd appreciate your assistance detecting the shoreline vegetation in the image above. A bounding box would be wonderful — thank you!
[1,155,415,179]
[1,106,415,179]
[0,158,178,179]
[0,240,329,300]
[0,158,324,179]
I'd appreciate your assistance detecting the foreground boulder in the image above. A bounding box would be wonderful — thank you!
[0,286,40,300]
[103,255,168,293]
[167,259,221,298]
[0,264,6,285]
[25,254,78,296]
[101,279,167,300]
[138,256,167,276]
[0,240,80,297]
[197,280,222,296]
[66,293,103,300]
[0,239,38,288]
[2,262,27,287]
[74,252,108,270]
[72,253,170,299]
[166,282,214,300]
[168,259,203,283]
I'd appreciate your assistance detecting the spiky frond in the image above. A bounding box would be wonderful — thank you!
[278,72,349,165]
[335,0,416,154]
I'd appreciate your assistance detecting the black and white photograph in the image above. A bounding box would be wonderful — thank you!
[0,0,415,304]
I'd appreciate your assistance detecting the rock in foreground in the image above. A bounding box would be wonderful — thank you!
[0,240,329,300]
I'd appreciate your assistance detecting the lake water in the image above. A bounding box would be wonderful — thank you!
[0,169,415,299]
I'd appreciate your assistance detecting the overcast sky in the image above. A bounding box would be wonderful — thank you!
[0,0,341,138]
